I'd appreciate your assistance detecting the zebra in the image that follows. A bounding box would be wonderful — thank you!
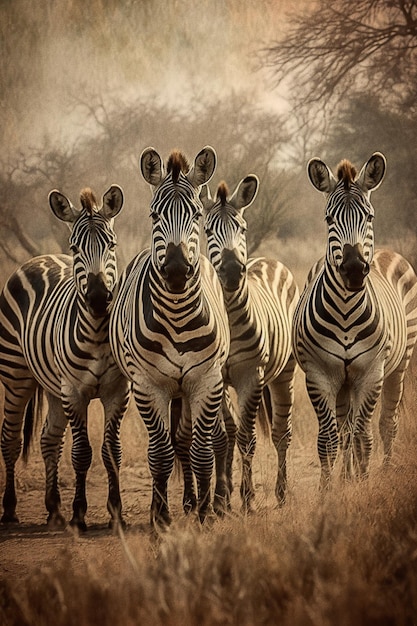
[201,176,299,510]
[292,152,417,488]
[109,146,230,527]
[0,185,130,530]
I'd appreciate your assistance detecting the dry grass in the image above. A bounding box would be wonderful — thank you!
[1,361,417,625]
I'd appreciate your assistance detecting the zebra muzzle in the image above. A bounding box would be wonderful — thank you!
[160,242,194,293]
[339,244,370,291]
[85,272,113,317]
[219,249,245,292]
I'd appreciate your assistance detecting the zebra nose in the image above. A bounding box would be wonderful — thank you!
[339,244,369,291]
[161,242,194,293]
[219,249,245,291]
[85,272,112,317]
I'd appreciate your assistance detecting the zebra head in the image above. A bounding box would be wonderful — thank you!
[49,185,124,318]
[201,175,259,293]
[308,152,386,291]
[140,146,217,294]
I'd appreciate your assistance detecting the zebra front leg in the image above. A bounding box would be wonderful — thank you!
[350,367,384,478]
[304,369,340,489]
[1,380,36,523]
[41,394,68,528]
[378,368,406,465]
[134,386,174,528]
[101,382,130,530]
[171,398,197,515]
[64,396,92,531]
[190,381,223,523]
[269,357,295,506]
[222,388,238,498]
[212,415,230,516]
[235,379,263,513]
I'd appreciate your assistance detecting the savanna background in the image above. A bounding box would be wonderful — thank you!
[1,1,417,624]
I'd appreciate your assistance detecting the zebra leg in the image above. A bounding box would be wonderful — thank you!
[190,381,224,523]
[305,373,339,489]
[352,415,373,479]
[350,370,383,478]
[336,383,355,481]
[1,379,36,523]
[212,414,230,516]
[171,398,197,515]
[378,367,406,465]
[62,396,92,531]
[41,393,68,528]
[222,387,238,498]
[269,356,296,506]
[101,381,130,529]
[134,386,174,528]
[235,375,263,513]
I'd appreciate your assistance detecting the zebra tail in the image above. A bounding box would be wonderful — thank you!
[22,387,43,463]
[258,388,272,438]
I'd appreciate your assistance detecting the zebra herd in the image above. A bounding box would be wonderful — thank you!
[1,147,416,530]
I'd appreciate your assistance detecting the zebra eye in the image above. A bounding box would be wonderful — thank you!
[205,227,213,236]
[70,244,79,254]
[367,214,374,222]
[325,215,334,225]
[108,242,117,251]
[150,211,159,223]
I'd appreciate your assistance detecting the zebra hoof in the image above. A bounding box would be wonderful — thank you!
[69,518,87,533]
[108,517,126,531]
[213,495,230,518]
[183,495,197,515]
[198,505,216,526]
[151,508,172,530]
[47,512,66,530]
[1,512,19,524]
[240,501,255,516]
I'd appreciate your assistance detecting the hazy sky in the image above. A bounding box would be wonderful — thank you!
[2,0,305,156]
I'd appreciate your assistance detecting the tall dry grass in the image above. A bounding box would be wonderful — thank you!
[1,360,417,625]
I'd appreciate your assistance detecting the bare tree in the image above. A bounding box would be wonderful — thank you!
[261,0,417,117]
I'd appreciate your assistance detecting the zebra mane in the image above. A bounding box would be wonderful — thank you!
[216,182,229,207]
[337,160,357,190]
[167,150,190,184]
[80,188,98,216]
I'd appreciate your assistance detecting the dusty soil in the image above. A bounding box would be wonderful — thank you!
[0,382,323,583]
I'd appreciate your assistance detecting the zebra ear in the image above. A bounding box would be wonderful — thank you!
[308,158,337,193]
[357,152,386,192]
[101,185,124,219]
[230,175,259,211]
[49,190,80,223]
[188,146,217,188]
[140,147,164,187]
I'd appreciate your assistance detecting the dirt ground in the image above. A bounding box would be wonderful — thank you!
[0,384,322,583]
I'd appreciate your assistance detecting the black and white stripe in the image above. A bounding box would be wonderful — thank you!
[0,186,130,529]
[293,153,417,487]
[201,176,299,509]
[110,147,230,526]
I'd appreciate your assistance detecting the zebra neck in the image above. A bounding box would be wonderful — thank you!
[322,263,369,311]
[222,276,250,315]
[74,292,110,333]
[149,263,204,313]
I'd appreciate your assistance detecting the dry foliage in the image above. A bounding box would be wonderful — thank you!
[1,356,417,625]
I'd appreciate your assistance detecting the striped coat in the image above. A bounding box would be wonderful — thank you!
[293,153,417,487]
[201,176,299,509]
[110,147,230,526]
[0,186,130,529]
